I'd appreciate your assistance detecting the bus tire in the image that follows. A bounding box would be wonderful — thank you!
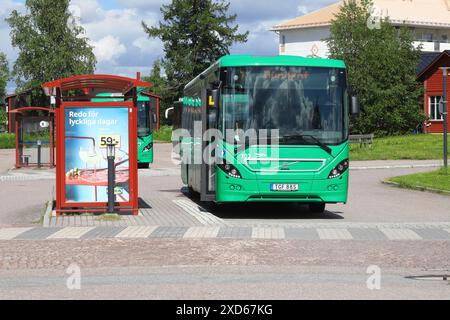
[138,163,150,169]
[187,186,196,197]
[309,203,326,214]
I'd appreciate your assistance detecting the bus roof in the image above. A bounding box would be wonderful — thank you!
[218,55,346,69]
[185,55,346,91]
[94,89,151,102]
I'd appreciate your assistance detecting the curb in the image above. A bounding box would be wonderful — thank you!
[351,164,442,171]
[382,180,450,195]
[42,201,53,227]
[2,224,450,241]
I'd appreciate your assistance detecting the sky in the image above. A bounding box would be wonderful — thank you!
[0,0,335,93]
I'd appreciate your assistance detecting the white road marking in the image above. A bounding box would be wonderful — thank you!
[380,229,422,240]
[115,226,157,238]
[317,228,353,240]
[47,227,95,239]
[0,228,33,240]
[183,227,220,239]
[173,199,224,226]
[252,227,285,239]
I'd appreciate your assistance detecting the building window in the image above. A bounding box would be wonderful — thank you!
[416,32,434,42]
[429,96,444,121]
[422,33,433,42]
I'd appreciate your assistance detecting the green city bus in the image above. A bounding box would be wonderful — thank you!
[177,55,358,213]
[94,88,158,168]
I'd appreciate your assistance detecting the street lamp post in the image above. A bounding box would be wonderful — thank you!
[106,144,116,213]
[440,67,449,168]
[37,140,42,168]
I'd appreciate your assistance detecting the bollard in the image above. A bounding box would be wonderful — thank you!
[106,144,116,213]
[37,140,42,168]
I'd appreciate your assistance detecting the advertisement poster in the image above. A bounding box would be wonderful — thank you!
[64,107,130,203]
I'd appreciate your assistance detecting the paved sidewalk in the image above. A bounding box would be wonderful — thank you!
[351,160,443,170]
[0,149,14,174]
[2,223,450,241]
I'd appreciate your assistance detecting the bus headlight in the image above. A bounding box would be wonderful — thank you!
[218,160,242,179]
[328,159,349,179]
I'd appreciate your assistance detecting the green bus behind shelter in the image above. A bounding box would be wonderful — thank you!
[175,55,355,213]
[94,88,157,168]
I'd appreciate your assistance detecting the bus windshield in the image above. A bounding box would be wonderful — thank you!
[137,101,151,137]
[221,66,348,145]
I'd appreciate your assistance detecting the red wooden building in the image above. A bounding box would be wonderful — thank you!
[5,93,18,134]
[417,50,450,133]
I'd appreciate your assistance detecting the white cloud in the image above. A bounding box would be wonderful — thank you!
[298,5,309,15]
[1,0,337,93]
[132,37,163,55]
[70,0,104,23]
[91,35,127,63]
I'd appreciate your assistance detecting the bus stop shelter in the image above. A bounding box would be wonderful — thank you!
[42,74,151,216]
[11,107,55,169]
[140,91,161,132]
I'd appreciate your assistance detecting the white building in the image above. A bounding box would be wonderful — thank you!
[271,0,450,58]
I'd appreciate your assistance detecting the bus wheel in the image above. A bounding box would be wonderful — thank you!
[309,203,326,214]
[186,186,196,197]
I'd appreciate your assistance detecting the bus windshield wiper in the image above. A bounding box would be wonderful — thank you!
[281,134,333,156]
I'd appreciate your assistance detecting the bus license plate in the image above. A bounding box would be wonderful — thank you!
[271,184,299,192]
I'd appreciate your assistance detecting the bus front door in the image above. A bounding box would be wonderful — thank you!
[200,88,218,202]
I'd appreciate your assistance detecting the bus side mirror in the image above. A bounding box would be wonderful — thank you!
[165,107,174,120]
[351,96,360,115]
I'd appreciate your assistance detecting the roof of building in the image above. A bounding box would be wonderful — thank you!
[417,52,442,75]
[272,0,450,31]
[417,50,450,79]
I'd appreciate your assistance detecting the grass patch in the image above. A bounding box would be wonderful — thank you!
[95,214,122,222]
[0,133,15,149]
[387,167,450,194]
[350,134,449,161]
[0,133,51,149]
[154,125,173,143]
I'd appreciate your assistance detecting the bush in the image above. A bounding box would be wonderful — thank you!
[153,125,173,142]
[0,133,15,149]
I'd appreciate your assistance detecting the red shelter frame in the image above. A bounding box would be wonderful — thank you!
[10,107,56,169]
[141,91,161,131]
[6,94,16,133]
[42,75,151,216]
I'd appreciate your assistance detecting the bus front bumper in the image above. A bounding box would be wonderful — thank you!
[216,173,349,204]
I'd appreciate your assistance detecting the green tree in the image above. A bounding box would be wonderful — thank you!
[143,59,166,99]
[143,59,172,126]
[6,0,96,91]
[142,0,248,103]
[0,53,9,129]
[0,53,9,103]
[327,0,425,136]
